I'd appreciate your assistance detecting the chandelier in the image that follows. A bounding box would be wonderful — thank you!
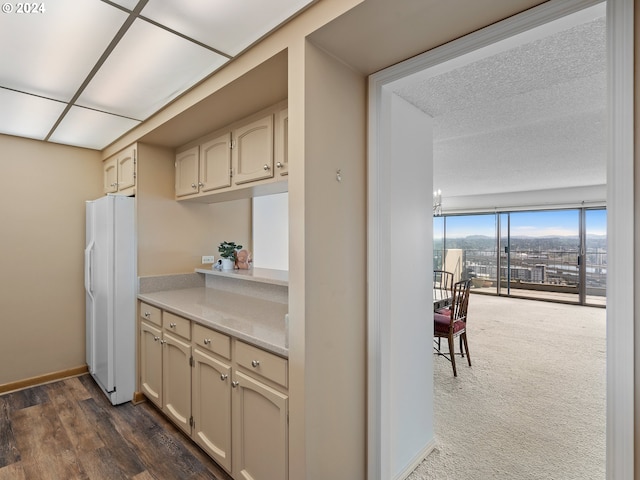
[433,189,442,216]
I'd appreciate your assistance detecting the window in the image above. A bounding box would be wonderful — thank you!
[436,208,606,306]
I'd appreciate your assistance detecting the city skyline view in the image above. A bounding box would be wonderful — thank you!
[434,208,607,306]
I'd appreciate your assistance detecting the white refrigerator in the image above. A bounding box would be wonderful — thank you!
[85,195,136,405]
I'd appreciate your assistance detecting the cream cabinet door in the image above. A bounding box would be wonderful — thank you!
[103,157,118,194]
[117,146,136,191]
[232,371,288,480]
[175,146,200,197]
[163,332,192,435]
[232,114,274,185]
[192,348,232,472]
[200,133,232,192]
[140,321,163,408]
[274,107,288,176]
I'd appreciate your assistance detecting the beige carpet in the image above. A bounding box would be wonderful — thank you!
[408,294,606,480]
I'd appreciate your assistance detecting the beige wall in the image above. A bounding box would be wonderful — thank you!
[292,40,367,479]
[0,134,102,386]
[136,143,251,276]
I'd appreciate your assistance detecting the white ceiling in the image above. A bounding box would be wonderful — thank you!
[0,0,313,150]
[393,3,606,200]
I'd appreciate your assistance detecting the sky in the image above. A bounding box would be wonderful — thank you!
[437,209,607,238]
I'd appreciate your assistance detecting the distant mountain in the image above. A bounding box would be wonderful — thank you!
[437,233,606,252]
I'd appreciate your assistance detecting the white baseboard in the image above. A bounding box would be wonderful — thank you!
[394,439,437,480]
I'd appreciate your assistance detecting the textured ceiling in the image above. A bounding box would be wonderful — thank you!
[394,5,606,199]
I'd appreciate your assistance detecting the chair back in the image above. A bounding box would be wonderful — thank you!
[450,279,471,322]
[433,270,454,301]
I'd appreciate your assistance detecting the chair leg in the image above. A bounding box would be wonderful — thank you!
[448,335,457,377]
[459,336,464,357]
[462,333,471,366]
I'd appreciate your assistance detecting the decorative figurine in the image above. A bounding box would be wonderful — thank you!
[235,249,251,269]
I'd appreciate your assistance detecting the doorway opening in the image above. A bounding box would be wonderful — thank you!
[367,0,633,478]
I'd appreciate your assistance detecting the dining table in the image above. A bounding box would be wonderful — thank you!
[433,289,452,312]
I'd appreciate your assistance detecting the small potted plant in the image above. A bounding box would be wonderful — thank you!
[218,241,242,270]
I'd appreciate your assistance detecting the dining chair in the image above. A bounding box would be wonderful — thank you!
[434,279,471,377]
[433,270,454,306]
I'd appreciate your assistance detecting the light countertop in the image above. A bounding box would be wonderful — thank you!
[138,287,288,358]
[195,267,288,286]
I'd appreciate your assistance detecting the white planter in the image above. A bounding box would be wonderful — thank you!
[221,258,235,271]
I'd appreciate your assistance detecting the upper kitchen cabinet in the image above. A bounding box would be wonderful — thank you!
[175,101,287,203]
[175,134,233,198]
[103,145,136,196]
[175,146,200,197]
[201,133,233,192]
[274,107,288,176]
[232,114,274,185]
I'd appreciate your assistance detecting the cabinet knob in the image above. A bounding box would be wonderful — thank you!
[220,374,228,381]
[204,338,211,345]
[160,340,166,345]
[153,336,160,342]
[232,381,239,388]
[251,360,260,368]
[170,323,176,328]
[198,182,204,187]
[263,164,270,171]
[144,312,150,318]
[191,183,197,189]
[276,162,283,169]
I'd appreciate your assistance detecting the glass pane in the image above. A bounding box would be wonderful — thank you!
[507,210,580,303]
[499,213,510,296]
[433,216,445,271]
[585,209,607,306]
[443,214,497,292]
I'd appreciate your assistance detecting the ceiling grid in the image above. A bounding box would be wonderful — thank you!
[0,0,313,150]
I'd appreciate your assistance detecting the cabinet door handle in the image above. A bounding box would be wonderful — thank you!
[160,339,166,345]
[220,374,228,381]
[191,183,197,189]
[170,323,176,328]
[153,336,160,342]
[276,162,283,169]
[231,381,239,388]
[144,312,150,318]
[198,182,204,187]
[251,360,260,368]
[263,164,270,171]
[203,338,211,345]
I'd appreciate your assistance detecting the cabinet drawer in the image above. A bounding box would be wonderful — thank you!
[163,312,191,340]
[140,302,161,327]
[235,341,287,389]
[193,324,231,360]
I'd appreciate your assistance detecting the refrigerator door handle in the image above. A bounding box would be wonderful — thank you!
[84,241,95,296]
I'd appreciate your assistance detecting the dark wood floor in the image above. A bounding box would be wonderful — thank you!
[0,374,233,480]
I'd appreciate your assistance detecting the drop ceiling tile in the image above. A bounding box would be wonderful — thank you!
[48,106,140,150]
[141,0,314,55]
[76,18,228,120]
[0,0,128,101]
[0,89,65,140]
[108,0,140,10]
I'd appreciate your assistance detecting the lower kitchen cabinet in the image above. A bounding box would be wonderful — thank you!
[137,302,288,479]
[193,348,232,472]
[163,332,192,435]
[140,320,163,408]
[232,371,288,480]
